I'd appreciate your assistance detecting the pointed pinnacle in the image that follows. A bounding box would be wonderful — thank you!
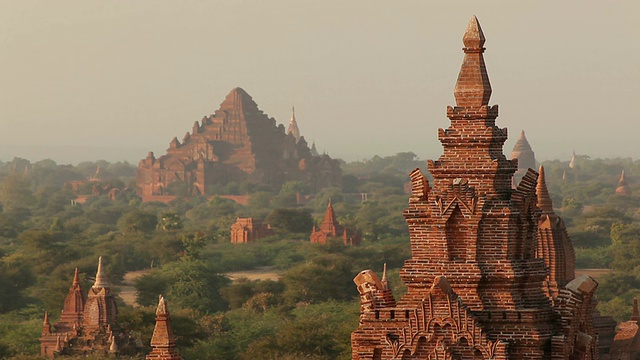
[620,169,627,184]
[156,294,168,316]
[382,263,388,282]
[463,15,486,49]
[93,256,109,289]
[537,166,554,214]
[454,16,491,107]
[44,311,50,325]
[72,267,80,285]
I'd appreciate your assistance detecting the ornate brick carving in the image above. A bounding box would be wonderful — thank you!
[351,16,599,360]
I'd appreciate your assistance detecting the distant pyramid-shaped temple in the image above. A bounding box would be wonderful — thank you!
[350,16,599,360]
[136,88,341,201]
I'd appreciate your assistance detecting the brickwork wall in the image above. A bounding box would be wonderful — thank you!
[351,16,598,360]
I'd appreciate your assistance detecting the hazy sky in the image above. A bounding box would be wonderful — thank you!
[0,1,638,164]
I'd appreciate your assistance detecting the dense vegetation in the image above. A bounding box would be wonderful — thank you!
[0,153,639,358]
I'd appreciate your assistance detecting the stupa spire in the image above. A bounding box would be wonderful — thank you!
[93,256,109,289]
[287,106,301,142]
[454,15,492,107]
[536,166,554,214]
[381,263,389,290]
[72,267,80,285]
[147,295,181,359]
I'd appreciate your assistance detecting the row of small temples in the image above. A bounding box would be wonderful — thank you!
[136,88,341,202]
[40,257,180,359]
[350,16,621,360]
[230,199,360,246]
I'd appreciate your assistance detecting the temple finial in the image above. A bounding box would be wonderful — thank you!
[536,166,554,214]
[381,263,389,290]
[93,256,109,289]
[287,106,301,142]
[73,267,80,285]
[462,15,486,49]
[454,16,492,107]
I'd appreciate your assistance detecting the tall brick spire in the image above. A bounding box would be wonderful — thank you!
[60,267,85,325]
[537,165,576,300]
[146,295,180,360]
[536,165,554,214]
[353,16,598,360]
[453,15,491,107]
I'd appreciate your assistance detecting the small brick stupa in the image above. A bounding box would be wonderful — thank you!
[510,130,536,185]
[350,16,599,360]
[40,257,137,358]
[310,199,360,246]
[146,295,181,360]
[615,170,632,196]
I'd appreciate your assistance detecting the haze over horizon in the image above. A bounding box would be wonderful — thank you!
[1,1,638,165]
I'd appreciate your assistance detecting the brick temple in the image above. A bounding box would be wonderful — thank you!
[230,217,275,243]
[136,88,341,201]
[311,199,361,246]
[40,257,138,358]
[351,16,600,360]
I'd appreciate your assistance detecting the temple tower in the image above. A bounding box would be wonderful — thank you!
[311,199,360,245]
[58,268,85,328]
[351,16,598,360]
[536,165,576,301]
[146,295,181,360]
[83,256,118,329]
